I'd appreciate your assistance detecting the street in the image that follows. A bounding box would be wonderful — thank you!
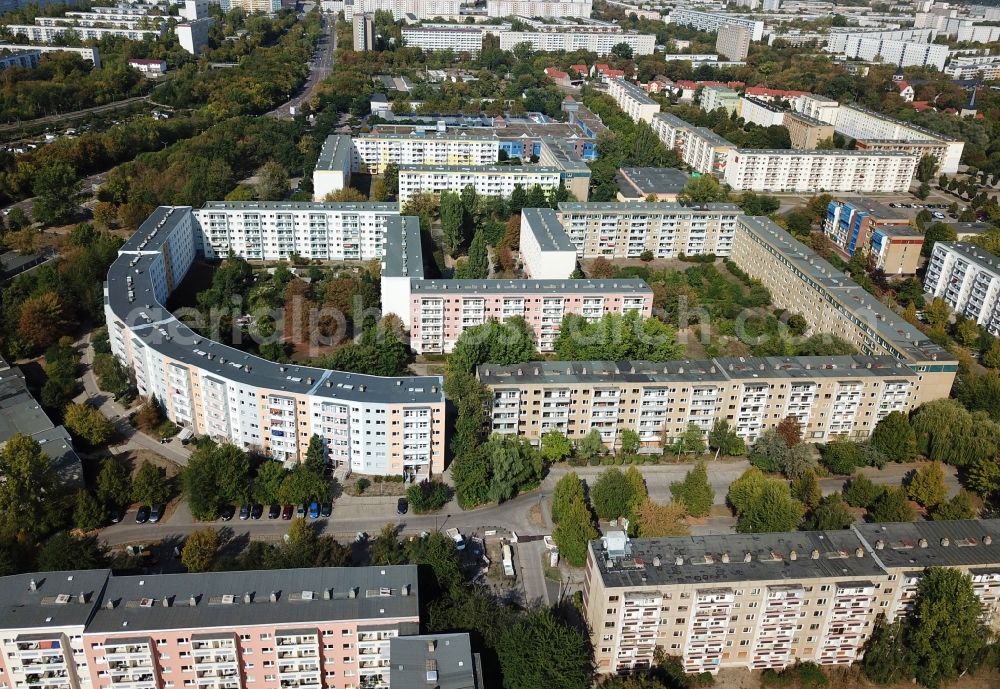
[268,13,336,119]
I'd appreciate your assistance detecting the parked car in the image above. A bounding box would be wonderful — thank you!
[150,504,166,523]
[268,504,281,519]
[109,507,124,524]
[282,504,294,520]
[220,505,236,521]
[239,504,251,520]
[396,498,408,515]
[250,504,264,520]
[135,505,151,524]
[296,504,306,518]
[308,502,320,519]
[320,503,332,518]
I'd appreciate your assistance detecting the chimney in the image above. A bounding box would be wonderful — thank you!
[78,592,87,604]
[402,584,410,596]
[106,599,115,610]
[918,538,928,548]
[811,549,819,560]
[28,579,37,592]
[427,640,437,653]
[189,596,197,607]
[244,592,252,604]
[940,537,950,547]
[675,555,684,566]
[652,556,661,567]
[855,547,864,558]
[162,596,171,607]
[323,589,331,600]
[875,539,885,550]
[985,535,993,545]
[789,550,797,561]
[743,552,752,563]
[348,588,357,599]
[721,552,730,563]
[270,591,278,602]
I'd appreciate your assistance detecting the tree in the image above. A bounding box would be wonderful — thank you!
[383,163,399,197]
[304,434,326,475]
[540,431,572,464]
[554,312,683,362]
[453,434,540,508]
[447,318,538,376]
[635,500,689,537]
[278,464,331,505]
[255,160,289,201]
[553,493,598,566]
[678,175,728,203]
[33,161,81,225]
[63,403,114,446]
[492,608,593,689]
[983,339,1000,369]
[968,456,1000,503]
[908,568,988,689]
[577,429,607,462]
[440,191,464,256]
[821,440,864,475]
[775,416,802,447]
[610,42,633,59]
[132,460,170,506]
[804,493,854,530]
[791,470,822,509]
[182,528,220,573]
[669,460,714,517]
[871,411,916,462]
[369,523,405,565]
[36,532,107,571]
[748,429,789,474]
[97,457,132,508]
[862,616,912,685]
[868,486,915,522]
[134,397,166,434]
[591,468,635,521]
[907,462,948,509]
[406,480,451,513]
[678,423,705,454]
[619,428,641,456]
[708,419,745,456]
[843,474,883,509]
[325,187,367,202]
[18,292,74,351]
[922,223,958,257]
[465,229,489,279]
[0,434,58,536]
[551,472,586,524]
[932,490,976,520]
[735,480,805,533]
[73,490,105,531]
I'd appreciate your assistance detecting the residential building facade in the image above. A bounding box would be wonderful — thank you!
[608,78,660,124]
[701,86,740,116]
[486,0,592,17]
[715,24,751,61]
[498,28,655,56]
[823,198,923,274]
[738,97,787,127]
[397,165,562,205]
[784,112,834,150]
[668,9,764,41]
[923,242,1000,336]
[401,25,483,54]
[353,12,374,51]
[722,149,918,193]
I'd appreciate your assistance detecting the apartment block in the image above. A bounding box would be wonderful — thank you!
[401,25,484,54]
[650,113,735,176]
[945,55,1000,80]
[105,208,445,477]
[700,86,739,116]
[347,0,464,19]
[738,97,787,128]
[379,217,653,353]
[192,201,400,262]
[6,22,162,42]
[556,201,742,259]
[353,12,374,51]
[792,94,840,128]
[390,634,481,689]
[486,0,592,17]
[615,167,689,201]
[823,198,923,274]
[177,18,211,56]
[731,215,957,403]
[923,242,1000,336]
[220,0,283,13]
[350,133,500,176]
[825,30,947,70]
[0,48,39,70]
[479,355,917,448]
[585,520,1000,675]
[668,8,764,42]
[312,135,353,201]
[397,165,562,205]
[498,28,655,56]
[715,24,751,61]
[520,208,578,280]
[0,43,101,67]
[608,78,660,124]
[722,149,918,193]
[784,112,834,150]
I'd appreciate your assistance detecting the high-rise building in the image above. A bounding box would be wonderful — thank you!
[397,165,563,205]
[353,12,374,51]
[219,0,283,14]
[924,241,1000,336]
[823,198,923,274]
[715,24,751,61]
[607,77,661,123]
[486,0,592,17]
[668,8,764,42]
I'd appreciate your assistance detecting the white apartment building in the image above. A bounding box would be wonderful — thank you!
[945,55,1000,79]
[397,164,562,205]
[352,132,500,175]
[716,24,751,61]
[586,521,1000,675]
[555,201,743,258]
[825,30,947,70]
[723,149,918,193]
[6,22,163,42]
[105,207,445,477]
[668,8,764,42]
[701,86,740,116]
[0,43,101,67]
[353,12,374,51]
[486,0,592,17]
[650,113,736,176]
[793,93,840,127]
[498,28,655,55]
[608,77,661,124]
[739,97,787,127]
[924,242,1000,336]
[480,355,918,447]
[347,0,463,19]
[0,48,39,70]
[402,25,484,53]
[520,207,577,280]
[192,201,401,262]
[220,0,283,14]
[177,18,211,56]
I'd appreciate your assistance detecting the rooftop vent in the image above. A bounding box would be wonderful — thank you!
[918,538,928,548]
[721,552,730,563]
[855,547,864,558]
[28,578,37,592]
[940,537,950,547]
[985,536,993,545]
[743,552,752,563]
[811,549,819,560]
[875,539,885,550]
[789,550,797,561]
[675,555,684,566]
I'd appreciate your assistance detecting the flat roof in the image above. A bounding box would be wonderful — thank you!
[741,96,786,113]
[199,201,399,213]
[610,77,658,106]
[357,131,499,143]
[831,197,908,222]
[734,148,915,157]
[855,520,1000,570]
[521,207,576,252]
[592,529,884,588]
[558,201,740,213]
[936,241,1000,275]
[390,634,479,689]
[412,278,652,295]
[539,137,590,173]
[478,355,915,386]
[784,111,834,127]
[399,164,562,174]
[107,207,444,405]
[737,215,952,364]
[617,167,690,194]
[0,570,109,631]
[87,566,420,633]
[841,104,959,144]
[374,120,592,142]
[692,126,736,148]
[382,216,425,280]
[315,134,353,172]
[948,221,992,235]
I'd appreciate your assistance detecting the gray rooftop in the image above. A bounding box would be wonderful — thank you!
[734,148,915,157]
[390,634,480,689]
[948,221,992,236]
[593,529,884,588]
[106,208,443,405]
[935,241,1000,276]
[198,201,398,213]
[88,566,420,634]
[610,77,658,106]
[357,131,499,143]
[841,104,959,144]
[617,167,690,195]
[315,134,353,172]
[784,110,834,127]
[412,278,652,295]
[539,136,591,173]
[399,164,561,174]
[559,200,740,213]
[521,208,575,252]
[831,197,908,222]
[382,216,425,280]
[0,570,109,630]
[653,112,697,129]
[692,126,736,148]
[737,215,952,365]
[741,95,786,113]
[477,355,915,386]
[855,520,1000,570]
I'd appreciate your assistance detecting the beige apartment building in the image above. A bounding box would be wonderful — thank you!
[783,111,835,150]
[478,355,916,449]
[585,520,1000,675]
[731,215,957,404]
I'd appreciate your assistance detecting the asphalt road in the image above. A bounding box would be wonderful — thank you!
[268,13,335,119]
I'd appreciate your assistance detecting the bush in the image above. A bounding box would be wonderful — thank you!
[406,480,451,513]
[355,478,371,494]
[843,474,883,509]
[820,441,864,476]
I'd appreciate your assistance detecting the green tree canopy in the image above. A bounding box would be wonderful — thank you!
[669,460,714,517]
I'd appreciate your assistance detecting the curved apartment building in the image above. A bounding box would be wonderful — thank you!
[104,206,445,478]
